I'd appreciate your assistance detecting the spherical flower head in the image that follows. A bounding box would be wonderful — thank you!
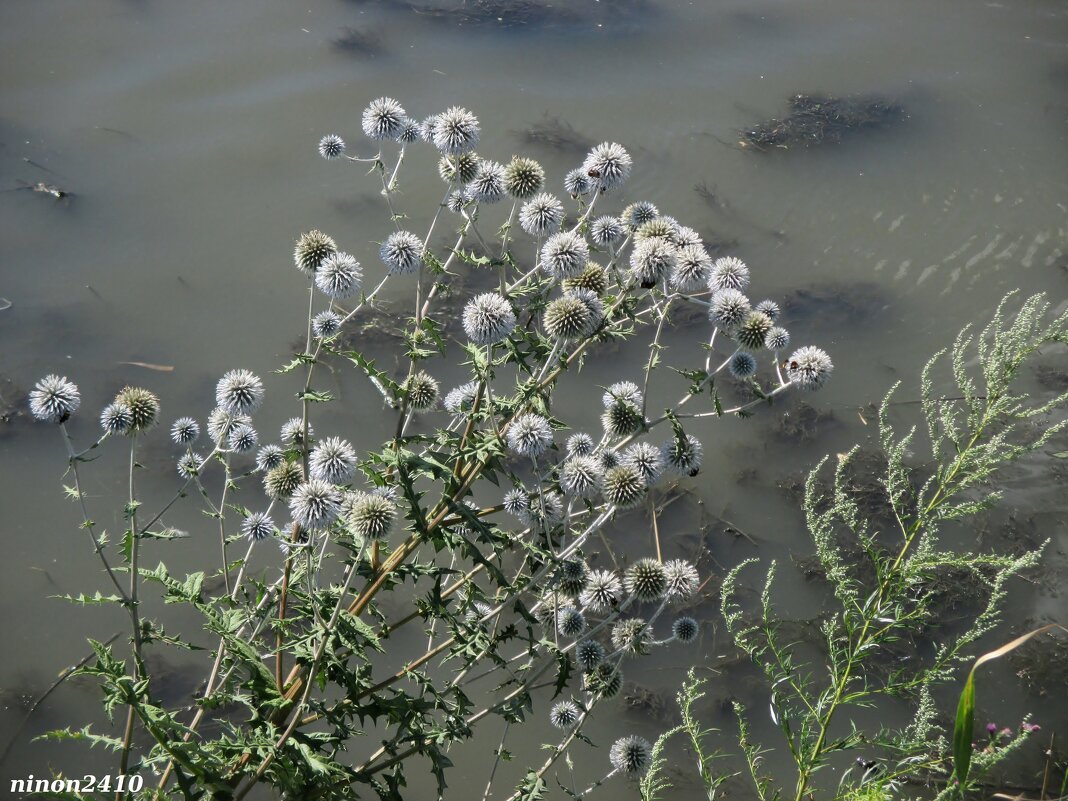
[543,295,596,341]
[736,311,774,350]
[634,217,679,244]
[405,371,439,411]
[672,616,699,643]
[318,134,345,160]
[444,381,480,414]
[557,606,586,637]
[507,413,553,458]
[170,417,199,445]
[671,244,713,292]
[602,381,642,409]
[361,96,406,141]
[255,444,286,473]
[566,432,595,457]
[540,232,590,280]
[397,117,420,143]
[600,449,620,471]
[621,441,664,485]
[177,452,202,479]
[569,288,605,326]
[584,662,622,698]
[216,369,265,415]
[709,256,751,292]
[580,569,623,612]
[664,559,700,600]
[519,193,564,237]
[227,423,258,453]
[314,252,363,299]
[438,151,480,184]
[446,188,472,214]
[207,408,251,443]
[264,461,304,500]
[674,226,703,249]
[312,310,343,339]
[576,639,606,669]
[29,375,80,423]
[289,479,342,530]
[786,346,834,390]
[563,168,591,197]
[589,215,624,247]
[280,417,314,445]
[463,293,516,346]
[582,142,632,191]
[602,464,647,509]
[518,491,565,530]
[242,511,275,542]
[309,436,357,484]
[278,522,310,557]
[469,159,507,204]
[554,558,589,597]
[709,288,752,330]
[728,351,758,379]
[294,230,337,275]
[755,299,781,321]
[610,735,652,775]
[601,399,644,438]
[563,263,608,295]
[418,114,440,143]
[432,106,480,154]
[379,231,424,275]
[624,557,668,602]
[346,491,396,539]
[502,487,530,517]
[115,387,160,433]
[101,402,133,435]
[611,617,651,655]
[629,238,677,289]
[662,434,703,477]
[621,201,659,231]
[503,156,545,199]
[549,699,580,729]
[765,326,790,352]
[560,454,603,499]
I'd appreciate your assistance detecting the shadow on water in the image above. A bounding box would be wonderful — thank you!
[340,0,655,31]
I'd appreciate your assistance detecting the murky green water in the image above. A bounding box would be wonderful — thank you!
[2,0,1066,796]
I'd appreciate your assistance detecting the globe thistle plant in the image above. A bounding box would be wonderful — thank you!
[603,381,642,408]
[557,606,586,637]
[314,252,362,299]
[621,201,658,230]
[549,700,580,729]
[766,326,791,352]
[518,193,564,237]
[468,159,507,204]
[566,432,595,457]
[346,491,396,540]
[584,662,622,698]
[580,569,623,611]
[280,417,314,446]
[624,557,668,602]
[518,491,565,530]
[736,311,774,350]
[709,255,751,292]
[170,417,199,445]
[582,142,632,191]
[255,444,285,473]
[662,434,703,476]
[663,559,700,600]
[438,152,480,184]
[755,298,781,320]
[503,156,544,199]
[309,436,357,484]
[379,231,424,275]
[562,263,608,295]
[540,232,589,280]
[672,616,699,644]
[227,423,258,453]
[560,454,603,499]
[208,408,251,443]
[432,106,480,154]
[101,402,133,436]
[294,229,337,275]
[446,188,472,214]
[405,371,440,411]
[361,96,406,141]
[463,293,515,346]
[216,369,264,415]
[318,134,345,160]
[611,617,651,655]
[242,511,275,542]
[563,168,591,197]
[264,461,304,500]
[709,288,752,330]
[29,375,81,423]
[601,399,644,438]
[629,237,676,288]
[786,346,834,389]
[601,464,647,509]
[671,244,713,291]
[289,479,343,530]
[621,441,664,485]
[115,387,160,433]
[506,413,553,458]
[553,559,589,597]
[312,310,343,339]
[443,381,480,414]
[575,639,606,669]
[589,215,624,247]
[609,735,652,774]
[176,452,202,479]
[396,117,420,144]
[543,294,597,341]
[673,225,703,249]
[502,487,530,518]
[728,351,758,379]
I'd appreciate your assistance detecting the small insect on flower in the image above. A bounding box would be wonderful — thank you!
[405,371,439,411]
[216,369,265,415]
[432,106,480,154]
[289,479,343,530]
[228,423,259,453]
[468,159,507,204]
[540,232,590,280]
[314,252,363,299]
[379,231,424,275]
[242,511,275,542]
[661,433,703,476]
[255,444,286,473]
[503,156,545,199]
[709,256,751,292]
[361,96,407,141]
[549,699,581,729]
[672,616,700,643]
[312,310,343,339]
[29,375,81,423]
[728,351,758,379]
[609,735,652,775]
[582,142,632,191]
[624,557,669,602]
[294,230,337,275]
[786,346,834,390]
[115,387,160,433]
[309,436,357,484]
[280,417,314,445]
[576,639,606,669]
[318,134,345,160]
[170,417,199,445]
[519,193,564,237]
[101,402,134,435]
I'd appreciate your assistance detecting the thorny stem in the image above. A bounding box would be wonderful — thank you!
[117,437,145,789]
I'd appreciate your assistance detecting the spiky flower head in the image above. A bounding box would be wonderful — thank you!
[728,351,758,379]
[170,417,199,445]
[216,369,264,415]
[766,326,790,351]
[444,381,480,414]
[755,299,780,320]
[289,479,343,530]
[346,491,396,539]
[228,423,258,452]
[557,606,586,637]
[602,464,647,509]
[433,106,480,154]
[242,511,275,542]
[463,292,516,346]
[540,232,589,280]
[29,375,80,423]
[438,151,480,184]
[294,230,337,275]
[674,226,703,248]
[101,402,133,435]
[661,434,703,476]
[629,238,676,289]
[280,417,314,445]
[502,487,530,517]
[507,413,553,458]
[418,114,440,142]
[589,215,624,247]
[562,263,608,295]
[549,699,580,729]
[563,168,591,197]
[518,491,565,530]
[554,559,589,597]
[447,188,472,214]
[264,461,304,499]
[580,569,623,612]
[582,142,632,191]
[207,408,250,443]
[404,371,439,412]
[786,346,834,390]
[672,616,699,643]
[601,449,620,471]
[584,662,622,698]
[634,217,679,244]
[736,311,774,350]
[177,452,202,479]
[309,436,357,484]
[621,442,664,485]
[664,559,700,600]
[624,558,668,602]
[255,444,285,473]
[543,295,596,341]
[621,201,658,230]
[611,617,651,655]
[560,455,603,499]
[361,96,406,141]
[576,639,605,669]
[602,381,641,408]
[709,256,751,292]
[503,156,544,199]
[566,432,595,457]
[709,288,752,330]
[569,287,604,325]
[312,310,343,339]
[115,387,160,433]
[277,522,311,557]
[379,230,424,275]
[610,735,652,774]
[519,193,564,237]
[671,244,713,291]
[392,117,417,143]
[468,159,507,204]
[601,399,644,438]
[314,252,363,299]
[318,134,345,160]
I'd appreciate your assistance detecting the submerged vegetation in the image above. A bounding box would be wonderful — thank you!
[741,93,907,151]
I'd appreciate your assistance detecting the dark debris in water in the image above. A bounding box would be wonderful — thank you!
[781,281,890,325]
[345,0,652,30]
[514,114,594,155]
[740,93,907,151]
[1009,620,1068,698]
[771,401,839,444]
[332,26,384,56]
